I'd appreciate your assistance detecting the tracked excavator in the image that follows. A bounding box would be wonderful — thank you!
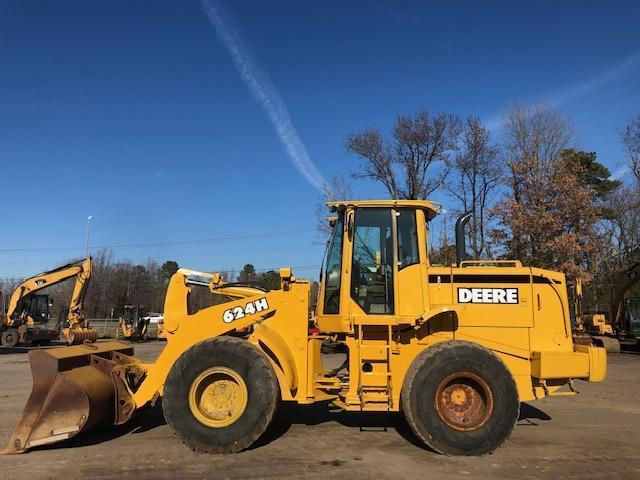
[0,258,97,347]
[573,257,640,352]
[4,201,606,456]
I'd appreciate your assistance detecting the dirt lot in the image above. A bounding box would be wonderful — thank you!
[0,342,639,480]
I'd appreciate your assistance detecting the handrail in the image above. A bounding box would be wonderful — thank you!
[459,260,523,268]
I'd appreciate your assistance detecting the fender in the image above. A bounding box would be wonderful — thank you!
[249,323,298,393]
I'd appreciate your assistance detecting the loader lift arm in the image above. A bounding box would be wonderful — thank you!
[4,257,96,345]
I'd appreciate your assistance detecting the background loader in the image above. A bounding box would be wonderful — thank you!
[1,258,96,347]
[4,201,606,456]
[116,304,149,341]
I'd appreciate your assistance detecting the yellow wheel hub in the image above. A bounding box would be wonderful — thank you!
[188,367,248,428]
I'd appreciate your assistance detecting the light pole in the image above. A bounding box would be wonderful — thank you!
[85,215,94,258]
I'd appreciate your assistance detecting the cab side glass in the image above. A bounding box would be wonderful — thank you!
[323,212,344,314]
[397,209,419,270]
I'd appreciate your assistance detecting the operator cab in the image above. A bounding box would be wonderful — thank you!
[316,200,440,333]
[13,294,50,324]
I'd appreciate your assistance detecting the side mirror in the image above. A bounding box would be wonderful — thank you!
[347,211,354,241]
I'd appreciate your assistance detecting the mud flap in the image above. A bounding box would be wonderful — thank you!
[3,341,138,454]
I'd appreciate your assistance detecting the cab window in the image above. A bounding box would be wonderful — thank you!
[351,209,394,314]
[322,212,344,314]
[397,209,419,270]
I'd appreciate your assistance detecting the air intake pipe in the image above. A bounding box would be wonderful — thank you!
[455,211,473,266]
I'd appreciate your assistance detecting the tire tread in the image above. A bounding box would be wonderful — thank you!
[401,340,519,456]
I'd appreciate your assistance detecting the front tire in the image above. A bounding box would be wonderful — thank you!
[163,336,279,453]
[1,328,19,348]
[401,340,519,456]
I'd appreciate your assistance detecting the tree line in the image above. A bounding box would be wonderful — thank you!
[334,103,640,311]
[0,252,180,319]
[0,255,293,319]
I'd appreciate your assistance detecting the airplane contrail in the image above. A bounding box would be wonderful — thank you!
[484,51,640,132]
[201,0,329,194]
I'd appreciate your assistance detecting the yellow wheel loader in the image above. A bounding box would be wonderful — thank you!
[1,258,96,347]
[116,304,149,341]
[4,201,606,456]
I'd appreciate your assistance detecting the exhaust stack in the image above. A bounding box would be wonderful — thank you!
[455,212,473,266]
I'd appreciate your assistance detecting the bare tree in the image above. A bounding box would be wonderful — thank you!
[502,103,573,207]
[446,117,501,259]
[315,176,353,239]
[492,104,604,281]
[347,110,462,199]
[495,104,573,261]
[622,115,640,183]
[601,186,640,264]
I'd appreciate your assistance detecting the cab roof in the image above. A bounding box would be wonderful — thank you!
[327,199,442,220]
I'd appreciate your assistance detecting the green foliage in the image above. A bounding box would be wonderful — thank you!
[257,270,280,290]
[237,264,258,283]
[159,261,179,283]
[238,264,281,290]
[561,149,621,202]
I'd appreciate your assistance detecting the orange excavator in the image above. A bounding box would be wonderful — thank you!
[0,258,97,347]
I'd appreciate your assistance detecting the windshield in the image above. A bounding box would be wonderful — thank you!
[322,210,344,314]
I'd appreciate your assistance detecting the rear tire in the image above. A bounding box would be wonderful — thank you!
[163,336,279,453]
[401,340,519,456]
[1,328,19,348]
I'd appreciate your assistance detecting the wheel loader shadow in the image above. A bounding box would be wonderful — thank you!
[37,403,167,452]
[517,403,552,425]
[253,402,434,452]
[253,401,553,452]
[34,401,551,453]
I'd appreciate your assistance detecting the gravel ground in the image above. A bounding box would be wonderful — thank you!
[0,341,638,480]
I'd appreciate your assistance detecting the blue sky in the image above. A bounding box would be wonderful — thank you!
[1,0,639,279]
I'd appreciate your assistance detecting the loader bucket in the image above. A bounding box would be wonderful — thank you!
[4,341,135,454]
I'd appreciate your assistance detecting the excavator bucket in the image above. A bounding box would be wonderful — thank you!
[4,341,138,454]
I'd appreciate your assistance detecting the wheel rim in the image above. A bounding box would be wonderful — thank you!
[188,366,248,428]
[434,371,494,431]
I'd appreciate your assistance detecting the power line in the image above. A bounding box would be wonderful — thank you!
[0,229,316,254]
[0,245,319,266]
[0,264,322,281]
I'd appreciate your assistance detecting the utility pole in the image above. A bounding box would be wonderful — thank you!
[85,215,94,258]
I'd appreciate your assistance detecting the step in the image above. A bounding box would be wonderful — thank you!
[360,373,391,387]
[360,390,389,403]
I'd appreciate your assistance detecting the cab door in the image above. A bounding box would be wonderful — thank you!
[348,207,426,322]
[349,208,395,318]
[395,208,425,318]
